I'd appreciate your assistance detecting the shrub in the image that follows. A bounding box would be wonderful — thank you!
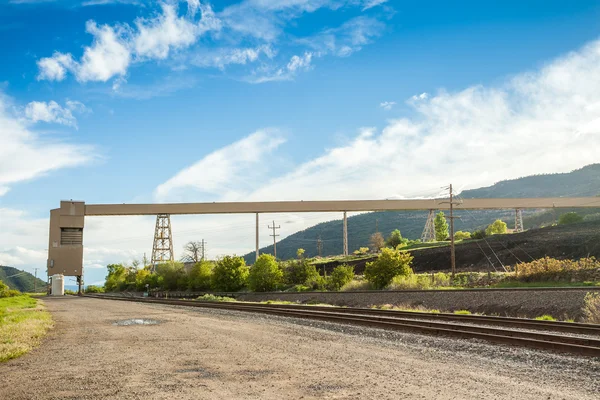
[514,257,600,280]
[353,247,370,256]
[0,281,21,298]
[188,261,214,291]
[454,231,471,240]
[197,294,236,302]
[248,254,283,292]
[387,274,430,290]
[534,315,557,321]
[471,230,487,240]
[583,292,600,324]
[211,256,249,292]
[340,279,373,291]
[558,212,584,225]
[485,219,507,235]
[327,264,355,291]
[364,247,414,289]
[84,285,104,294]
[283,258,320,285]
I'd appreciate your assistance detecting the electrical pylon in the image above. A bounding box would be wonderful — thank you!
[421,209,436,242]
[151,214,174,269]
[514,208,524,232]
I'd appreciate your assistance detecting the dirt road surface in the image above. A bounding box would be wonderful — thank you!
[1,297,598,399]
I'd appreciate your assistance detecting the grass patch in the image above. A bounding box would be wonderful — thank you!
[0,295,53,362]
[196,294,236,302]
[453,310,472,315]
[534,314,557,321]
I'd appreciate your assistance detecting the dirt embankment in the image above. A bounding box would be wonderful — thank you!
[318,220,600,274]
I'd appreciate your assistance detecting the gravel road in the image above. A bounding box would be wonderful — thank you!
[1,296,598,400]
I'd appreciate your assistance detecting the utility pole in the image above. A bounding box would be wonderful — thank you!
[201,239,206,261]
[375,218,378,233]
[317,236,323,257]
[268,220,280,258]
[440,184,461,279]
[34,268,38,293]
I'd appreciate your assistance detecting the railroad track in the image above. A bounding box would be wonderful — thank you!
[87,295,600,357]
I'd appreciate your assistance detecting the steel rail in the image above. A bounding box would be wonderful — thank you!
[88,295,600,357]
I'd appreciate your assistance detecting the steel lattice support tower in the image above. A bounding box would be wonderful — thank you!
[421,209,436,242]
[514,208,524,233]
[151,214,174,268]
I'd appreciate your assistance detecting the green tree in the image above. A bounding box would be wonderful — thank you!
[454,231,471,240]
[558,212,584,225]
[155,262,186,290]
[283,258,320,285]
[485,219,508,235]
[369,232,385,252]
[84,285,104,294]
[434,211,449,241]
[386,229,408,248]
[188,261,214,291]
[364,247,414,289]
[211,256,249,291]
[296,248,305,259]
[248,254,283,292]
[104,264,127,292]
[327,264,355,291]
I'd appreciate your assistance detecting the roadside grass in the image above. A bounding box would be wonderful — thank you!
[453,310,472,315]
[0,295,53,362]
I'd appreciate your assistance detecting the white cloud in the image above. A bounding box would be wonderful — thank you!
[287,52,313,72]
[155,129,286,201]
[36,52,76,81]
[361,0,388,11]
[379,101,395,110]
[37,2,221,84]
[134,3,199,60]
[37,1,387,86]
[24,99,88,128]
[0,92,95,196]
[298,16,385,57]
[411,92,429,101]
[191,45,275,69]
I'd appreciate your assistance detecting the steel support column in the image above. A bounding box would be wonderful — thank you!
[515,208,524,232]
[343,211,348,256]
[255,213,259,261]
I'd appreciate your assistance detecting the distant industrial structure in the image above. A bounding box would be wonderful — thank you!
[47,197,600,294]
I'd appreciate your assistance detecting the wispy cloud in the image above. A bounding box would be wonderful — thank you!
[36,1,390,87]
[0,92,95,196]
[379,101,395,110]
[155,129,286,201]
[24,99,89,128]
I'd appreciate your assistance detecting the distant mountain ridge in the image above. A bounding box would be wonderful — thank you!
[0,266,46,292]
[242,164,600,263]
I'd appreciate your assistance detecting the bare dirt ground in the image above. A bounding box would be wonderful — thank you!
[1,297,598,400]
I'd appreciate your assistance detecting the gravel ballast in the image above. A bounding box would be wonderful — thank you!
[0,296,598,399]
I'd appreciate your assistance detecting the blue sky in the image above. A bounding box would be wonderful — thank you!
[2,0,600,285]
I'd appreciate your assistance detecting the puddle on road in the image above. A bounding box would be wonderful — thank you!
[113,319,160,326]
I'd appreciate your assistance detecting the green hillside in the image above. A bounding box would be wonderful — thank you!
[0,266,47,293]
[243,164,600,263]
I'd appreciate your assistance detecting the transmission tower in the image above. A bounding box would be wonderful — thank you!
[268,220,280,258]
[151,214,174,269]
[421,209,436,242]
[514,209,524,233]
[317,235,323,257]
